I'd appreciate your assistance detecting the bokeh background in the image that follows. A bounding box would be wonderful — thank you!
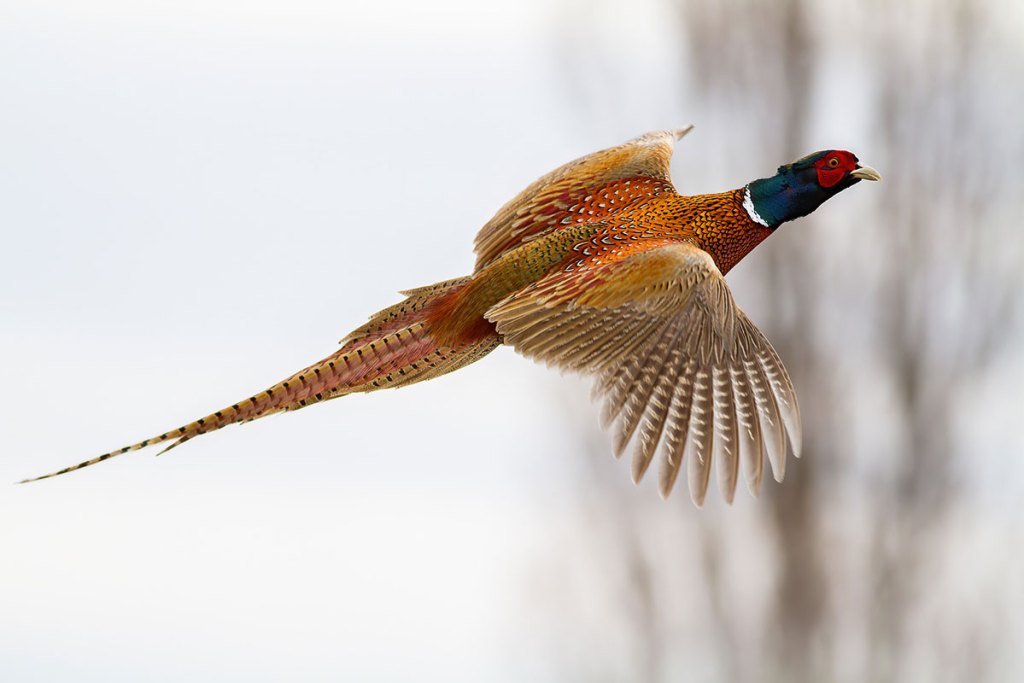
[2,1,1023,681]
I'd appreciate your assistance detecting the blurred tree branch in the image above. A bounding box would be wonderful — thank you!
[528,1,1024,681]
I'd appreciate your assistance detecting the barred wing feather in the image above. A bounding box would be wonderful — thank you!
[486,241,801,505]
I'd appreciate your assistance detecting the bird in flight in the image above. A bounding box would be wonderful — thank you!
[22,126,880,505]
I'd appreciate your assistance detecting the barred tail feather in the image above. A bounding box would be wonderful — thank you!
[20,277,497,483]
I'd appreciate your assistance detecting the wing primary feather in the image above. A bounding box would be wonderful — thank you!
[684,367,715,506]
[655,358,697,494]
[612,323,676,457]
[712,365,739,504]
[632,363,677,484]
[630,323,686,482]
[745,357,787,483]
[758,345,802,458]
[731,364,764,496]
[596,354,647,428]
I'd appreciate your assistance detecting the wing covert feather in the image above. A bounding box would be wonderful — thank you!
[473,127,692,271]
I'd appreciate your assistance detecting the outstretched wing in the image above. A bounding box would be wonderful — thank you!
[486,241,801,506]
[473,126,693,272]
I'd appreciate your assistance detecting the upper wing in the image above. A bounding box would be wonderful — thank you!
[486,241,801,506]
[472,126,693,272]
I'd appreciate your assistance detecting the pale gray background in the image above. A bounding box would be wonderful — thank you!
[3,1,1023,681]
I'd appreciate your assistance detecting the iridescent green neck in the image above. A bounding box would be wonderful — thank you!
[745,171,829,229]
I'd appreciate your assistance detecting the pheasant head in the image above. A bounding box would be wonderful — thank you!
[744,150,881,229]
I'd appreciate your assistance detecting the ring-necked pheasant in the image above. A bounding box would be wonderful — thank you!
[22,126,880,505]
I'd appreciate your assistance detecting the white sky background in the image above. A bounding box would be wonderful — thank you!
[3,1,1024,681]
[0,1,690,681]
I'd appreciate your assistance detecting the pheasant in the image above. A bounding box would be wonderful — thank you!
[22,126,880,505]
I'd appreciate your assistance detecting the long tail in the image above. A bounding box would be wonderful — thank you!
[21,276,499,483]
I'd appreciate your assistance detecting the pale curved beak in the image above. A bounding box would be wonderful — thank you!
[850,165,882,181]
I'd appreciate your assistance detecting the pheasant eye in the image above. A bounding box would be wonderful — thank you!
[828,157,840,168]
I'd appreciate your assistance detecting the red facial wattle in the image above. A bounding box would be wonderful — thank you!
[814,151,858,188]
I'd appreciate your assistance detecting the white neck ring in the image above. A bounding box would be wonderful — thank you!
[742,186,770,228]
